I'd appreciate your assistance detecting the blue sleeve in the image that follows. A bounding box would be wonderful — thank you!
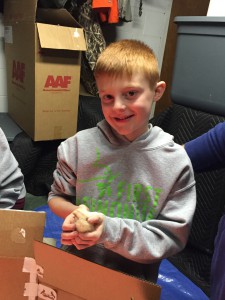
[185,122,225,172]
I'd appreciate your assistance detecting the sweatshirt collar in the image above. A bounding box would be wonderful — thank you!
[97,119,153,146]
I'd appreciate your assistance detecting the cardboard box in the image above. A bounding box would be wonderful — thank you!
[3,0,87,141]
[35,241,162,300]
[0,210,46,299]
[0,209,46,258]
[0,210,161,299]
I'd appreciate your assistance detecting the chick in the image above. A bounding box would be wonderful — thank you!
[73,209,95,233]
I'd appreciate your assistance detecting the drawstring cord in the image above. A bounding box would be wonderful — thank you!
[139,0,143,17]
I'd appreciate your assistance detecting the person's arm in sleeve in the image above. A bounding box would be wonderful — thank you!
[185,122,225,172]
[0,128,25,208]
[48,139,79,219]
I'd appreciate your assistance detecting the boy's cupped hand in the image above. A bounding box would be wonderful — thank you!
[61,204,105,249]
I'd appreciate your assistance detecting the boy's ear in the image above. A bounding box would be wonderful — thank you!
[153,81,166,102]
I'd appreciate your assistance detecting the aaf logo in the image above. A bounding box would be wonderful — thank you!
[44,75,72,91]
[12,60,25,83]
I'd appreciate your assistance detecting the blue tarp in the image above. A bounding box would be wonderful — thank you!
[158,259,209,300]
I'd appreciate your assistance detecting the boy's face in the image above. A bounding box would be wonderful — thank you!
[96,73,165,141]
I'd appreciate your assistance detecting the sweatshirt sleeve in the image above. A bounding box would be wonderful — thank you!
[48,137,77,201]
[99,160,196,264]
[0,128,25,208]
[185,122,225,172]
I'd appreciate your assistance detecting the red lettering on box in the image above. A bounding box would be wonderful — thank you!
[12,60,25,83]
[44,75,71,91]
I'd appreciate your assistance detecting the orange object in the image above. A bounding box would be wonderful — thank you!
[92,0,119,23]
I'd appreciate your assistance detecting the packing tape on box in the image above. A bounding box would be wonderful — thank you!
[23,257,57,300]
[24,282,38,299]
[23,257,39,283]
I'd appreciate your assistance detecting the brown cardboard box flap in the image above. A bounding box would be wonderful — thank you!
[4,0,83,28]
[36,8,82,28]
[0,256,31,300]
[37,23,87,51]
[0,210,47,300]
[4,0,37,22]
[0,210,46,258]
[34,241,161,300]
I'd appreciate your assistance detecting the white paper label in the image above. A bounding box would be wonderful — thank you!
[4,26,13,43]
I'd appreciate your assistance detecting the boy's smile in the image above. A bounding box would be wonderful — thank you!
[96,73,165,141]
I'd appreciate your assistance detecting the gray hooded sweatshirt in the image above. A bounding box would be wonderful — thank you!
[49,119,196,282]
[0,128,26,208]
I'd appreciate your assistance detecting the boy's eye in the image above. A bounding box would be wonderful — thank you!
[124,91,138,98]
[102,94,113,101]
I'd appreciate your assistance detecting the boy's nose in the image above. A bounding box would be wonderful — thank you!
[113,97,126,110]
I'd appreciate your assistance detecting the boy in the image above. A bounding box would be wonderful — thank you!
[48,39,196,282]
[0,128,26,209]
